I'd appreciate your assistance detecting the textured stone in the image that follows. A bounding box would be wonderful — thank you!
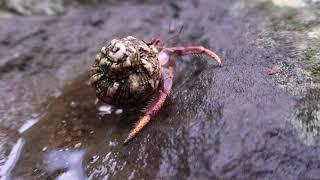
[1,0,320,179]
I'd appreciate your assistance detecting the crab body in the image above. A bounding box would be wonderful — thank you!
[90,36,222,143]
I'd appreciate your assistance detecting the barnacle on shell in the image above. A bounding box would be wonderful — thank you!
[90,36,161,107]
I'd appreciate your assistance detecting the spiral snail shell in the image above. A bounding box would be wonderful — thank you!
[90,36,161,107]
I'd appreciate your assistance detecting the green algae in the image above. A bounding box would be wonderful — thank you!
[303,48,319,61]
[242,0,320,145]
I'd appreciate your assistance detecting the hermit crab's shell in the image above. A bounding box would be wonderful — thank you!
[90,36,161,107]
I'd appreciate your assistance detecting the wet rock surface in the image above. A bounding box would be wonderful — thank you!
[1,0,320,179]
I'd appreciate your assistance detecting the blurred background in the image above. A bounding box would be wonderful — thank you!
[1,0,320,179]
[0,0,172,16]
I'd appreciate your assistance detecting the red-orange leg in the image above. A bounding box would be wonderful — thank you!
[124,68,174,144]
[124,45,221,144]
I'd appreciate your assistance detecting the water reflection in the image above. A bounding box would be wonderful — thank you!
[18,118,39,134]
[46,149,86,180]
[8,73,165,179]
[0,138,25,180]
[87,151,127,180]
[1,115,39,180]
[98,105,112,116]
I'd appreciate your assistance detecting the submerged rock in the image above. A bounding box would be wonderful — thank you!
[1,0,320,179]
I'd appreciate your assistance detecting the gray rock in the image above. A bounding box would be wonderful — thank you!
[1,0,320,179]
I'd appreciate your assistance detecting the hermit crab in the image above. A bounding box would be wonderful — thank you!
[90,36,221,143]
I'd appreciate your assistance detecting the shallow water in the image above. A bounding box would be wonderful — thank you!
[8,74,172,179]
[8,74,129,179]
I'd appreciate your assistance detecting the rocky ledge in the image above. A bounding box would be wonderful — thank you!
[1,0,320,179]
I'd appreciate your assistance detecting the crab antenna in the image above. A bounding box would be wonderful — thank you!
[164,25,184,45]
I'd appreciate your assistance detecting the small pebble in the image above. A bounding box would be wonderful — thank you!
[169,24,176,33]
[74,143,82,148]
[98,105,112,115]
[115,109,123,114]
[268,66,280,75]
[70,101,78,108]
[108,141,116,147]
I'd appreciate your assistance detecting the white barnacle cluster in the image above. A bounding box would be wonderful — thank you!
[128,74,144,93]
[141,59,154,75]
[106,82,120,96]
[100,38,139,75]
[89,73,103,84]
[90,36,161,106]
[108,40,126,60]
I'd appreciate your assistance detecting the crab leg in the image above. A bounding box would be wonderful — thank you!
[123,45,221,144]
[147,38,161,46]
[163,46,222,65]
[124,68,174,144]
